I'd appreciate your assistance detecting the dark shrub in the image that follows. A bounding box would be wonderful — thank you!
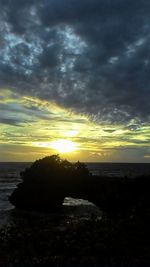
[9,154,150,217]
[9,155,91,212]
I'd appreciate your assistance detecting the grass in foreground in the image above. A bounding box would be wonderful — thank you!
[0,210,150,267]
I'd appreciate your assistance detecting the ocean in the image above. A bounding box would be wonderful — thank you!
[0,162,150,225]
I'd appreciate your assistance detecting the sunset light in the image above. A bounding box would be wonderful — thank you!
[1,1,150,265]
[50,139,77,154]
[0,0,150,163]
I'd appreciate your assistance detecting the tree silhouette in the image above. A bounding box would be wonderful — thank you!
[9,155,90,212]
[9,154,150,217]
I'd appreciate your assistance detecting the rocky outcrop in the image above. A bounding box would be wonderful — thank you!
[9,155,150,217]
[9,155,91,212]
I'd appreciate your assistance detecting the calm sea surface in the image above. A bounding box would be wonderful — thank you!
[0,162,150,224]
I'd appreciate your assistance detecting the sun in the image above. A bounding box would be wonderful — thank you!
[50,139,77,153]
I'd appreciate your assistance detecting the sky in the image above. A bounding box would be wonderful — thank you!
[0,0,150,162]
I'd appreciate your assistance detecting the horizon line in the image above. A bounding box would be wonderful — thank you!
[0,161,150,164]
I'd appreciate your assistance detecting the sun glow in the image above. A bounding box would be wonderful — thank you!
[50,139,77,153]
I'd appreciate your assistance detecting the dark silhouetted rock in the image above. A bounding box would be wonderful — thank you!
[9,155,91,212]
[9,154,150,217]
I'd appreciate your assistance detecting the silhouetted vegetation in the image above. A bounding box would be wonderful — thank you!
[9,155,91,212]
[91,174,150,218]
[9,155,150,218]
[6,155,150,266]
[1,212,150,266]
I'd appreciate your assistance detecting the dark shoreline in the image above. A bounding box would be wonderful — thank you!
[1,160,150,266]
[0,208,150,267]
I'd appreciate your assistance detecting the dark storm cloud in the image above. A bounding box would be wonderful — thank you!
[0,118,25,126]
[0,0,150,123]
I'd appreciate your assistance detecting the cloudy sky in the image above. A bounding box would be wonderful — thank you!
[0,0,150,162]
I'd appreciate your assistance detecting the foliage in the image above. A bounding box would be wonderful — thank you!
[9,155,91,212]
[1,213,150,266]
[9,154,150,217]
